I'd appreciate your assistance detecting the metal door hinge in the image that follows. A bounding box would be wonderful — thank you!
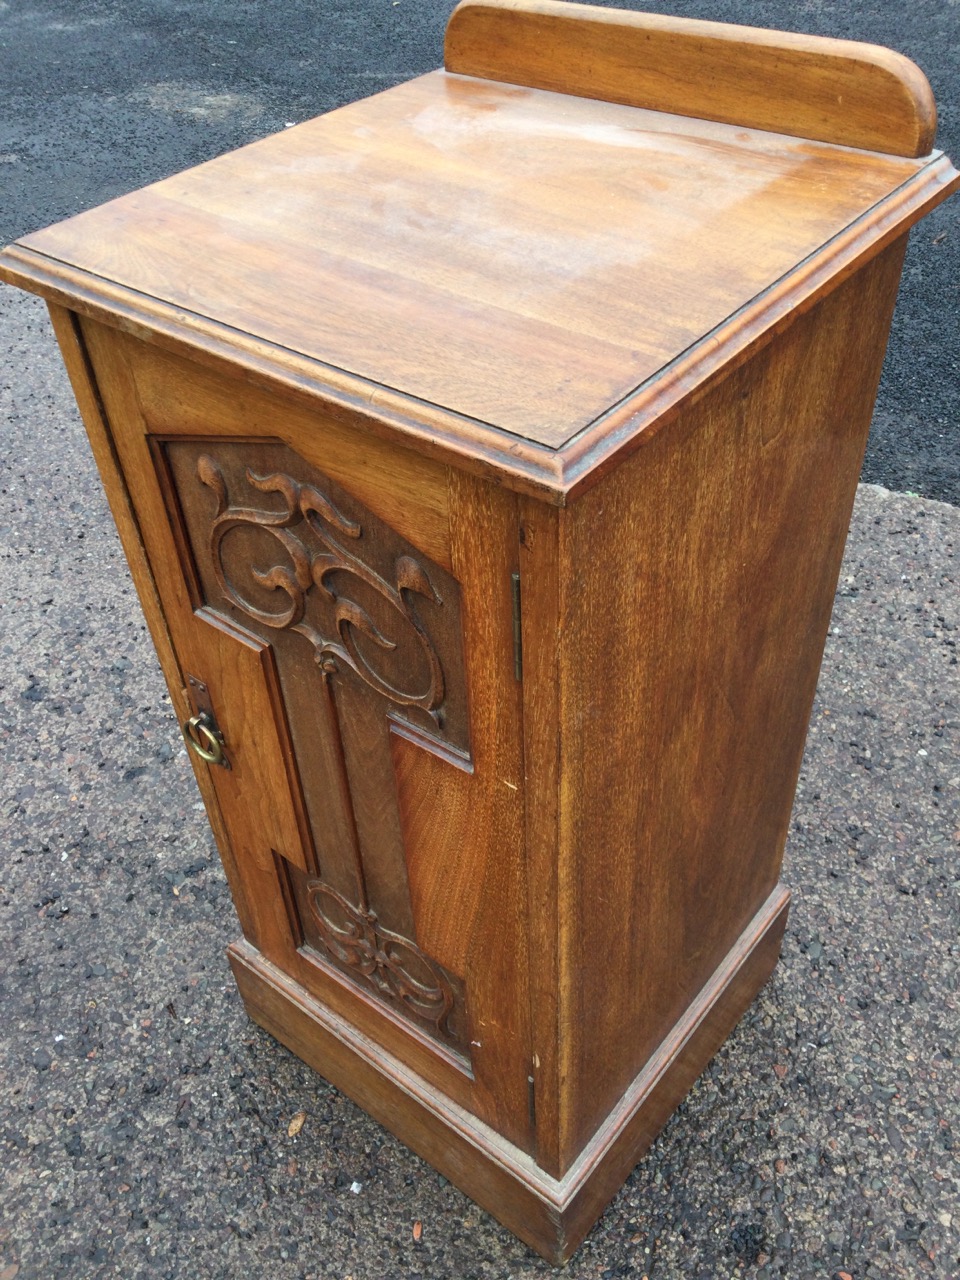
[511,572,522,681]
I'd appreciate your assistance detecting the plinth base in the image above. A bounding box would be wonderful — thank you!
[228,884,789,1264]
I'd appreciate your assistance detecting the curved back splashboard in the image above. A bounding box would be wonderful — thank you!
[446,0,938,157]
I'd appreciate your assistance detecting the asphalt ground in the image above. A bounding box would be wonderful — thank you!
[1,3,959,1279]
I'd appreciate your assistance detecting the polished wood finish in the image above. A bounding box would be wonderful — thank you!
[127,340,454,572]
[2,0,956,1264]
[230,884,789,1264]
[551,237,907,1166]
[2,58,956,500]
[446,0,938,157]
[71,315,537,1151]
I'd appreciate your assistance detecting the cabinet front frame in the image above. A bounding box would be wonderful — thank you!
[53,308,538,1154]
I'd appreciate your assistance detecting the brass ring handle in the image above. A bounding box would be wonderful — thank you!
[182,712,225,765]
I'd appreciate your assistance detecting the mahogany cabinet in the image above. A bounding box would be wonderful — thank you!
[2,0,957,1263]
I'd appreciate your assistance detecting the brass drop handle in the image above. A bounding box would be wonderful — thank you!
[182,710,226,766]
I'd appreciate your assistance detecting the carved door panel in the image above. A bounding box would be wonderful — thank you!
[118,418,534,1150]
[72,322,533,1153]
[159,437,472,1042]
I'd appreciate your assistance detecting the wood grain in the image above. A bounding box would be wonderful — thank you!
[516,495,564,1177]
[228,882,787,1263]
[552,238,907,1166]
[446,470,533,1151]
[2,71,952,462]
[558,886,790,1255]
[446,0,937,156]
[391,726,478,974]
[8,13,956,1260]
[121,334,453,571]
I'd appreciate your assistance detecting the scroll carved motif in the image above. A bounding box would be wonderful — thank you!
[304,878,458,1039]
[197,455,445,717]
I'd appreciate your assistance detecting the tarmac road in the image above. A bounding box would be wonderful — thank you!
[0,0,959,501]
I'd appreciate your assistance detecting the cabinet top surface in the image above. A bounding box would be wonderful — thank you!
[2,68,954,478]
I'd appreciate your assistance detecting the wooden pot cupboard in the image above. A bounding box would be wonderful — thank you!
[3,0,957,1262]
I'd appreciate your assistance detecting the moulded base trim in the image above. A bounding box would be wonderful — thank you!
[228,883,790,1264]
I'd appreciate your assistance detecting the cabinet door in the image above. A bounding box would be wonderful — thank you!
[73,317,535,1153]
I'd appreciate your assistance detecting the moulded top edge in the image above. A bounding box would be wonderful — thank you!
[1,73,957,502]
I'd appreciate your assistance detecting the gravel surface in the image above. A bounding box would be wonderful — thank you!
[0,0,958,501]
[1,282,958,1279]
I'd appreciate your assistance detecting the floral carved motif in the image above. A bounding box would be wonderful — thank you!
[304,878,459,1040]
[197,455,445,715]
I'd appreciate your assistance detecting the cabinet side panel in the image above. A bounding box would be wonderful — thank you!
[556,238,907,1165]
